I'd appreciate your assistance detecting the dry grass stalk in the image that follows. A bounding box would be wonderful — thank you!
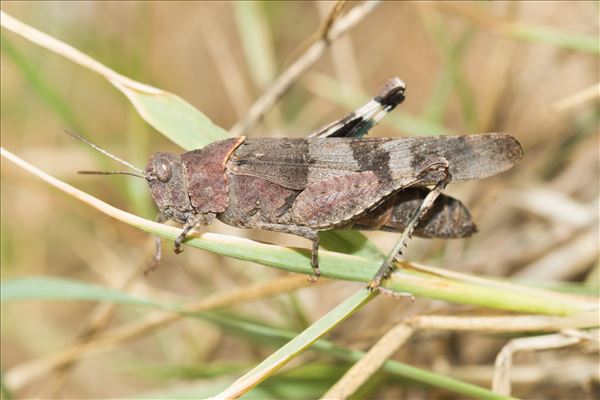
[322,312,598,398]
[0,10,161,93]
[229,0,380,136]
[493,329,599,395]
[322,323,414,399]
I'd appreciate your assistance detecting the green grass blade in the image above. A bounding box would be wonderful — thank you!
[422,68,455,125]
[123,361,251,381]
[0,277,163,308]
[319,230,384,260]
[0,370,12,400]
[441,29,478,131]
[445,6,599,55]
[135,381,273,400]
[234,2,277,89]
[380,361,516,400]
[0,33,85,132]
[419,13,477,130]
[215,289,375,398]
[508,23,600,55]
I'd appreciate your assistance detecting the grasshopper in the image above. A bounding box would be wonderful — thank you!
[72,77,523,289]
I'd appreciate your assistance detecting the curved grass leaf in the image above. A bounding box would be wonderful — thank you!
[0,11,229,150]
[0,277,164,309]
[0,33,84,132]
[113,80,230,149]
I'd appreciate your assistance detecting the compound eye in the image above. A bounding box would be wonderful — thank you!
[154,158,172,183]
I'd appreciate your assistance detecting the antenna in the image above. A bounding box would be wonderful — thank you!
[65,129,144,174]
[78,170,145,178]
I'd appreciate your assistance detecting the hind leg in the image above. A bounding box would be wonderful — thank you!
[368,158,452,290]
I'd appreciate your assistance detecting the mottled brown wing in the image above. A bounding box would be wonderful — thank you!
[290,171,417,229]
[226,134,522,190]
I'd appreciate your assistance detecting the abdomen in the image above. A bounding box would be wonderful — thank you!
[351,187,477,238]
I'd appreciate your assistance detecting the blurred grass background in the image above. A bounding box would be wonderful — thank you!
[1,1,598,399]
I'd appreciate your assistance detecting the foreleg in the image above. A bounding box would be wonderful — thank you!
[153,213,167,264]
[143,213,168,276]
[174,213,215,254]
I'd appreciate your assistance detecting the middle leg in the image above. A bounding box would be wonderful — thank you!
[254,222,321,281]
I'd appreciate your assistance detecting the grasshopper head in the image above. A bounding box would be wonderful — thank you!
[145,152,193,224]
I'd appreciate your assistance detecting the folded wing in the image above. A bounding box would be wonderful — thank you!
[227,134,522,190]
